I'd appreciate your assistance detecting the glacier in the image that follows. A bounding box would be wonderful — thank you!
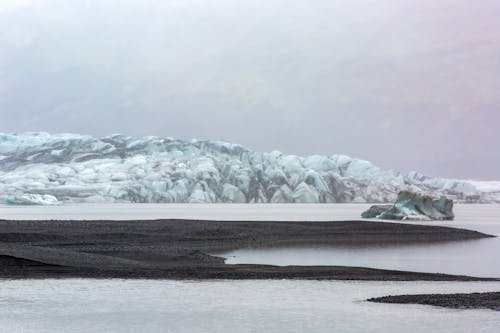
[0,132,499,205]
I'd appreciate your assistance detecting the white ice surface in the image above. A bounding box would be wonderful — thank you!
[1,132,499,204]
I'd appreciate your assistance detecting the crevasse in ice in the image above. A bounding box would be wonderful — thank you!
[0,132,499,204]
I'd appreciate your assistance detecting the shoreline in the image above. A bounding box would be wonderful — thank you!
[368,292,500,311]
[0,219,496,281]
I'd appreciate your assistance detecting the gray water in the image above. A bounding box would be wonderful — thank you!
[218,238,500,278]
[212,205,500,278]
[0,279,499,333]
[0,204,499,332]
[0,203,372,221]
[2,204,500,277]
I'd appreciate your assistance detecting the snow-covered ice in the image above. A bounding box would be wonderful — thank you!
[1,132,499,204]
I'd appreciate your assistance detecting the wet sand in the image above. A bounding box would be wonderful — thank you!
[368,292,500,311]
[0,219,496,281]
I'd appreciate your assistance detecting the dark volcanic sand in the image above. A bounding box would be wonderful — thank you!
[368,292,500,311]
[0,219,496,280]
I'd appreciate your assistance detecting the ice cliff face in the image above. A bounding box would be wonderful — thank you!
[0,132,499,204]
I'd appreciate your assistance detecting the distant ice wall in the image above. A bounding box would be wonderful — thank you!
[1,132,499,204]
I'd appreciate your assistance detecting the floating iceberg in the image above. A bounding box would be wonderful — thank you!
[0,132,499,205]
[362,191,454,221]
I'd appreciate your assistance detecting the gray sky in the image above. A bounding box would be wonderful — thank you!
[1,0,499,180]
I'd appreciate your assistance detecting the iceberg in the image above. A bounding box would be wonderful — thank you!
[0,132,499,205]
[361,191,455,221]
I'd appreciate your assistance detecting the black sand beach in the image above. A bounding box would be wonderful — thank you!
[368,292,500,311]
[0,219,496,281]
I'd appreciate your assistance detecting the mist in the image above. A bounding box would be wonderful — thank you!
[1,0,499,179]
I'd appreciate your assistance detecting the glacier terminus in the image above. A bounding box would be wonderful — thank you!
[0,132,499,205]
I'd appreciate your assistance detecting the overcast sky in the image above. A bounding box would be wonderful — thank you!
[0,0,499,180]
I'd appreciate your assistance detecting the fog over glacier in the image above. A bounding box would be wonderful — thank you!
[1,133,499,205]
[1,1,500,180]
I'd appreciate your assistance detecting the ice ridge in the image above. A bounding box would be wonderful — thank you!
[1,132,499,204]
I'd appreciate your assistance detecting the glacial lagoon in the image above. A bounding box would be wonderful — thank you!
[0,279,499,333]
[0,204,499,332]
[214,204,500,278]
[2,203,499,277]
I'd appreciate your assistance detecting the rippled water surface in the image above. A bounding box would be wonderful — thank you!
[0,279,499,333]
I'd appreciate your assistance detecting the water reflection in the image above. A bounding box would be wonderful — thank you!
[217,236,500,278]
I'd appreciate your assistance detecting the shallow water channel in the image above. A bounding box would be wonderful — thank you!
[216,237,500,278]
[213,204,500,278]
[2,203,500,277]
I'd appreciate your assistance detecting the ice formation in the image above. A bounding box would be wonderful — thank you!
[361,191,455,221]
[0,132,499,205]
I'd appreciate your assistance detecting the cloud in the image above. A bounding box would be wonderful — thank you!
[0,0,499,179]
[0,0,37,12]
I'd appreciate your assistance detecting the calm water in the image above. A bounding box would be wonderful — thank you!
[0,203,497,232]
[218,238,500,278]
[2,203,500,277]
[0,204,499,332]
[206,205,500,278]
[0,279,499,333]
[0,203,372,221]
